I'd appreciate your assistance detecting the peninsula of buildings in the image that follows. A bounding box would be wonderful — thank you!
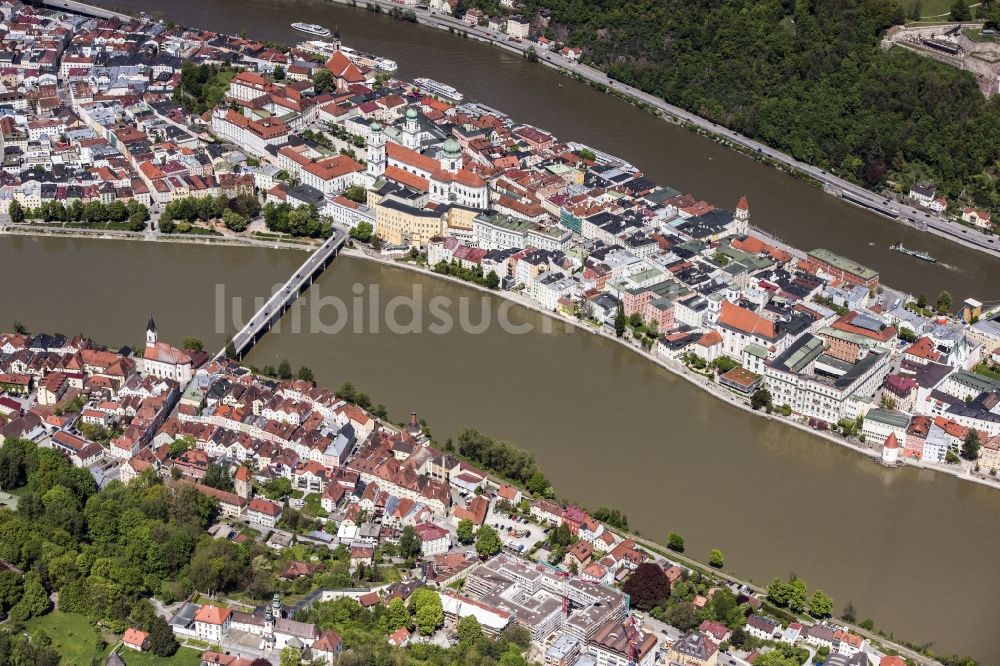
[0,320,930,666]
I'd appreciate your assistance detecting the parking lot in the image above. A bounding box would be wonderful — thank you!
[484,502,548,555]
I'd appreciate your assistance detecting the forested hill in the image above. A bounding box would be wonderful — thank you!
[512,0,1000,214]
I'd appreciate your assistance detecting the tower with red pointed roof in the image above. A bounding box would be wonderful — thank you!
[734,195,749,235]
[881,432,899,466]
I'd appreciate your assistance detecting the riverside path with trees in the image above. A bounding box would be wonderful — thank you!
[500,0,1000,217]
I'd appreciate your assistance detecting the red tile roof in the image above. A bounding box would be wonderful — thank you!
[718,301,776,339]
[193,604,230,625]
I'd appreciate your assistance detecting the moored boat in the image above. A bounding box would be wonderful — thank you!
[889,242,936,263]
[291,22,332,37]
[413,77,464,102]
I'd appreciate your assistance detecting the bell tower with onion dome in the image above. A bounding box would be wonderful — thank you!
[367,122,386,179]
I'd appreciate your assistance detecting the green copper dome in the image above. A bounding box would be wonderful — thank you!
[443,136,461,156]
[406,108,418,120]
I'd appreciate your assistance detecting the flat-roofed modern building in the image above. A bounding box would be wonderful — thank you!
[807,248,879,289]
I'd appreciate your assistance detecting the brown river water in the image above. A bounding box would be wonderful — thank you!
[8,235,998,660]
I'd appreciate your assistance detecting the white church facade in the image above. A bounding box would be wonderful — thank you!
[140,316,193,388]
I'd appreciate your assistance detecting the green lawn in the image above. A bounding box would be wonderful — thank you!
[22,611,102,664]
[302,492,327,517]
[378,565,402,583]
[974,362,1000,380]
[184,226,223,236]
[911,0,961,18]
[107,646,203,666]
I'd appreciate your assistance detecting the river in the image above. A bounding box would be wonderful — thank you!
[8,234,1000,660]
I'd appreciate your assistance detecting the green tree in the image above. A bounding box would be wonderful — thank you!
[8,199,24,223]
[68,199,84,221]
[704,587,746,630]
[273,65,286,80]
[349,220,374,242]
[951,0,972,20]
[809,589,834,618]
[457,614,483,645]
[0,632,59,665]
[8,572,50,621]
[961,429,981,461]
[753,646,802,666]
[312,68,335,94]
[525,470,550,496]
[475,525,502,557]
[664,600,699,631]
[784,576,808,613]
[502,625,532,650]
[225,336,237,359]
[386,596,410,631]
[262,476,292,500]
[767,577,790,606]
[667,532,685,552]
[499,646,528,666]
[409,588,443,635]
[12,320,27,334]
[221,208,248,232]
[614,302,626,338]
[751,388,772,412]
[277,359,293,380]
[578,147,596,161]
[279,646,299,666]
[485,270,500,290]
[0,570,23,614]
[457,518,475,544]
[203,463,233,492]
[297,366,315,383]
[709,548,725,568]
[841,601,857,622]
[936,290,953,314]
[398,525,422,559]
[181,337,204,351]
[146,614,179,656]
[592,507,629,530]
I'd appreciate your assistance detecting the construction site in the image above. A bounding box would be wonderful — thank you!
[882,21,1000,96]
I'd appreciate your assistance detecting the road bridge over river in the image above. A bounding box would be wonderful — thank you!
[41,0,131,19]
[218,228,348,360]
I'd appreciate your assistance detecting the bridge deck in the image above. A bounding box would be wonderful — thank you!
[42,0,132,20]
[218,229,347,360]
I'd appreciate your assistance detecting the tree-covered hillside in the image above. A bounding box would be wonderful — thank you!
[514,0,1000,213]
